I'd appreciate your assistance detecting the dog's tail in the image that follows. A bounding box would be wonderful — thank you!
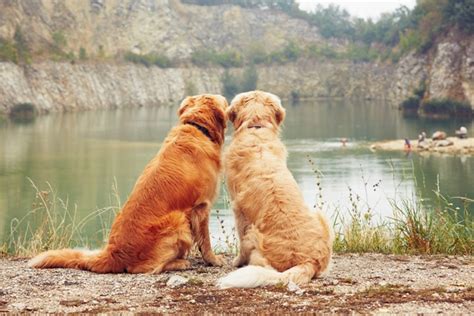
[28,248,121,273]
[217,262,318,289]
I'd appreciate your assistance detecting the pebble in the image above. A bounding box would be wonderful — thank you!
[166,275,189,288]
[10,303,26,310]
[287,281,304,295]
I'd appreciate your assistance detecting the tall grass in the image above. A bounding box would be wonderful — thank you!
[1,167,472,257]
[1,178,120,257]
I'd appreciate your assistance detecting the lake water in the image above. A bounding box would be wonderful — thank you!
[1,99,473,248]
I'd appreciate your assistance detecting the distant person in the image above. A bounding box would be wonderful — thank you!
[432,130,447,140]
[455,126,468,139]
[418,131,426,144]
[340,138,348,147]
[404,138,411,151]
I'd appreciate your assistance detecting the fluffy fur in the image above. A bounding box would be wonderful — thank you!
[217,90,333,289]
[29,94,228,274]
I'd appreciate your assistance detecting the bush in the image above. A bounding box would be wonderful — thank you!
[13,27,31,64]
[79,47,87,60]
[306,44,340,60]
[240,66,258,92]
[191,49,243,68]
[124,51,172,68]
[184,80,198,96]
[400,96,421,111]
[245,43,268,64]
[344,44,378,62]
[9,102,36,121]
[221,66,259,99]
[0,38,17,63]
[222,70,240,99]
[422,98,473,117]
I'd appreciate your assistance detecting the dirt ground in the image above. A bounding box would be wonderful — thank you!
[0,254,472,314]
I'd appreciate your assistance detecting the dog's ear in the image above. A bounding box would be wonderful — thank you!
[228,92,247,124]
[178,96,194,117]
[226,106,237,123]
[212,98,227,130]
[275,106,286,125]
[266,93,286,125]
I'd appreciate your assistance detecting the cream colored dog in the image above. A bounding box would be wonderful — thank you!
[217,91,333,288]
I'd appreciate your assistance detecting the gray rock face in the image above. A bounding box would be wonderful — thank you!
[0,61,394,113]
[392,33,474,109]
[0,1,472,113]
[0,0,326,59]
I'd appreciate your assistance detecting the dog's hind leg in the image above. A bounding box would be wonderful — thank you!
[191,202,224,266]
[234,225,262,267]
[127,211,192,274]
[282,262,318,285]
[162,259,191,271]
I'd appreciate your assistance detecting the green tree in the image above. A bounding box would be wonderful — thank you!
[240,66,258,91]
[222,70,240,99]
[13,27,31,64]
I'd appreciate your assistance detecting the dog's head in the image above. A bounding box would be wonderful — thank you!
[178,94,228,145]
[227,90,285,131]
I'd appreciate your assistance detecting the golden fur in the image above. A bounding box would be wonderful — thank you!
[218,90,333,288]
[29,94,228,274]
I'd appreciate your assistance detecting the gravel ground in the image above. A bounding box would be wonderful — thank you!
[0,254,472,314]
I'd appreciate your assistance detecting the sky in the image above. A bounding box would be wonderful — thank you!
[296,0,417,20]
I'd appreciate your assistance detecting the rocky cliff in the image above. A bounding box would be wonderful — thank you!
[0,0,472,114]
[0,60,394,113]
[391,32,474,108]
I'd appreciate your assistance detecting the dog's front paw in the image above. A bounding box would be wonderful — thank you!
[205,254,226,267]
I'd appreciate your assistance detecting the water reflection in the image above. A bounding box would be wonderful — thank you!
[1,100,473,246]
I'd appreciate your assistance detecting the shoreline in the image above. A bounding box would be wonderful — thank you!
[370,137,474,155]
[0,254,472,313]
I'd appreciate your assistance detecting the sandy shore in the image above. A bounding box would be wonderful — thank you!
[370,137,474,155]
[0,254,472,314]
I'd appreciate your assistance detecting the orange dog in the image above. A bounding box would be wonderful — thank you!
[29,94,228,273]
[218,91,333,288]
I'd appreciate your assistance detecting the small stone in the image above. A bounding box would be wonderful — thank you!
[287,281,304,295]
[10,303,27,310]
[166,275,188,288]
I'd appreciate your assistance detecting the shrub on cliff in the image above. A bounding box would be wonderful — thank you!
[191,49,243,68]
[221,66,258,99]
[0,38,18,63]
[400,96,421,111]
[422,98,473,118]
[124,52,171,68]
[9,103,36,121]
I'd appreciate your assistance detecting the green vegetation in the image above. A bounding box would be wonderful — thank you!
[191,49,243,68]
[221,66,258,99]
[400,96,421,111]
[400,82,427,115]
[2,179,120,257]
[422,98,473,117]
[0,38,18,63]
[50,31,76,62]
[184,0,474,61]
[184,80,198,96]
[79,47,87,60]
[124,51,172,68]
[2,164,472,257]
[9,102,36,122]
[0,27,31,64]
